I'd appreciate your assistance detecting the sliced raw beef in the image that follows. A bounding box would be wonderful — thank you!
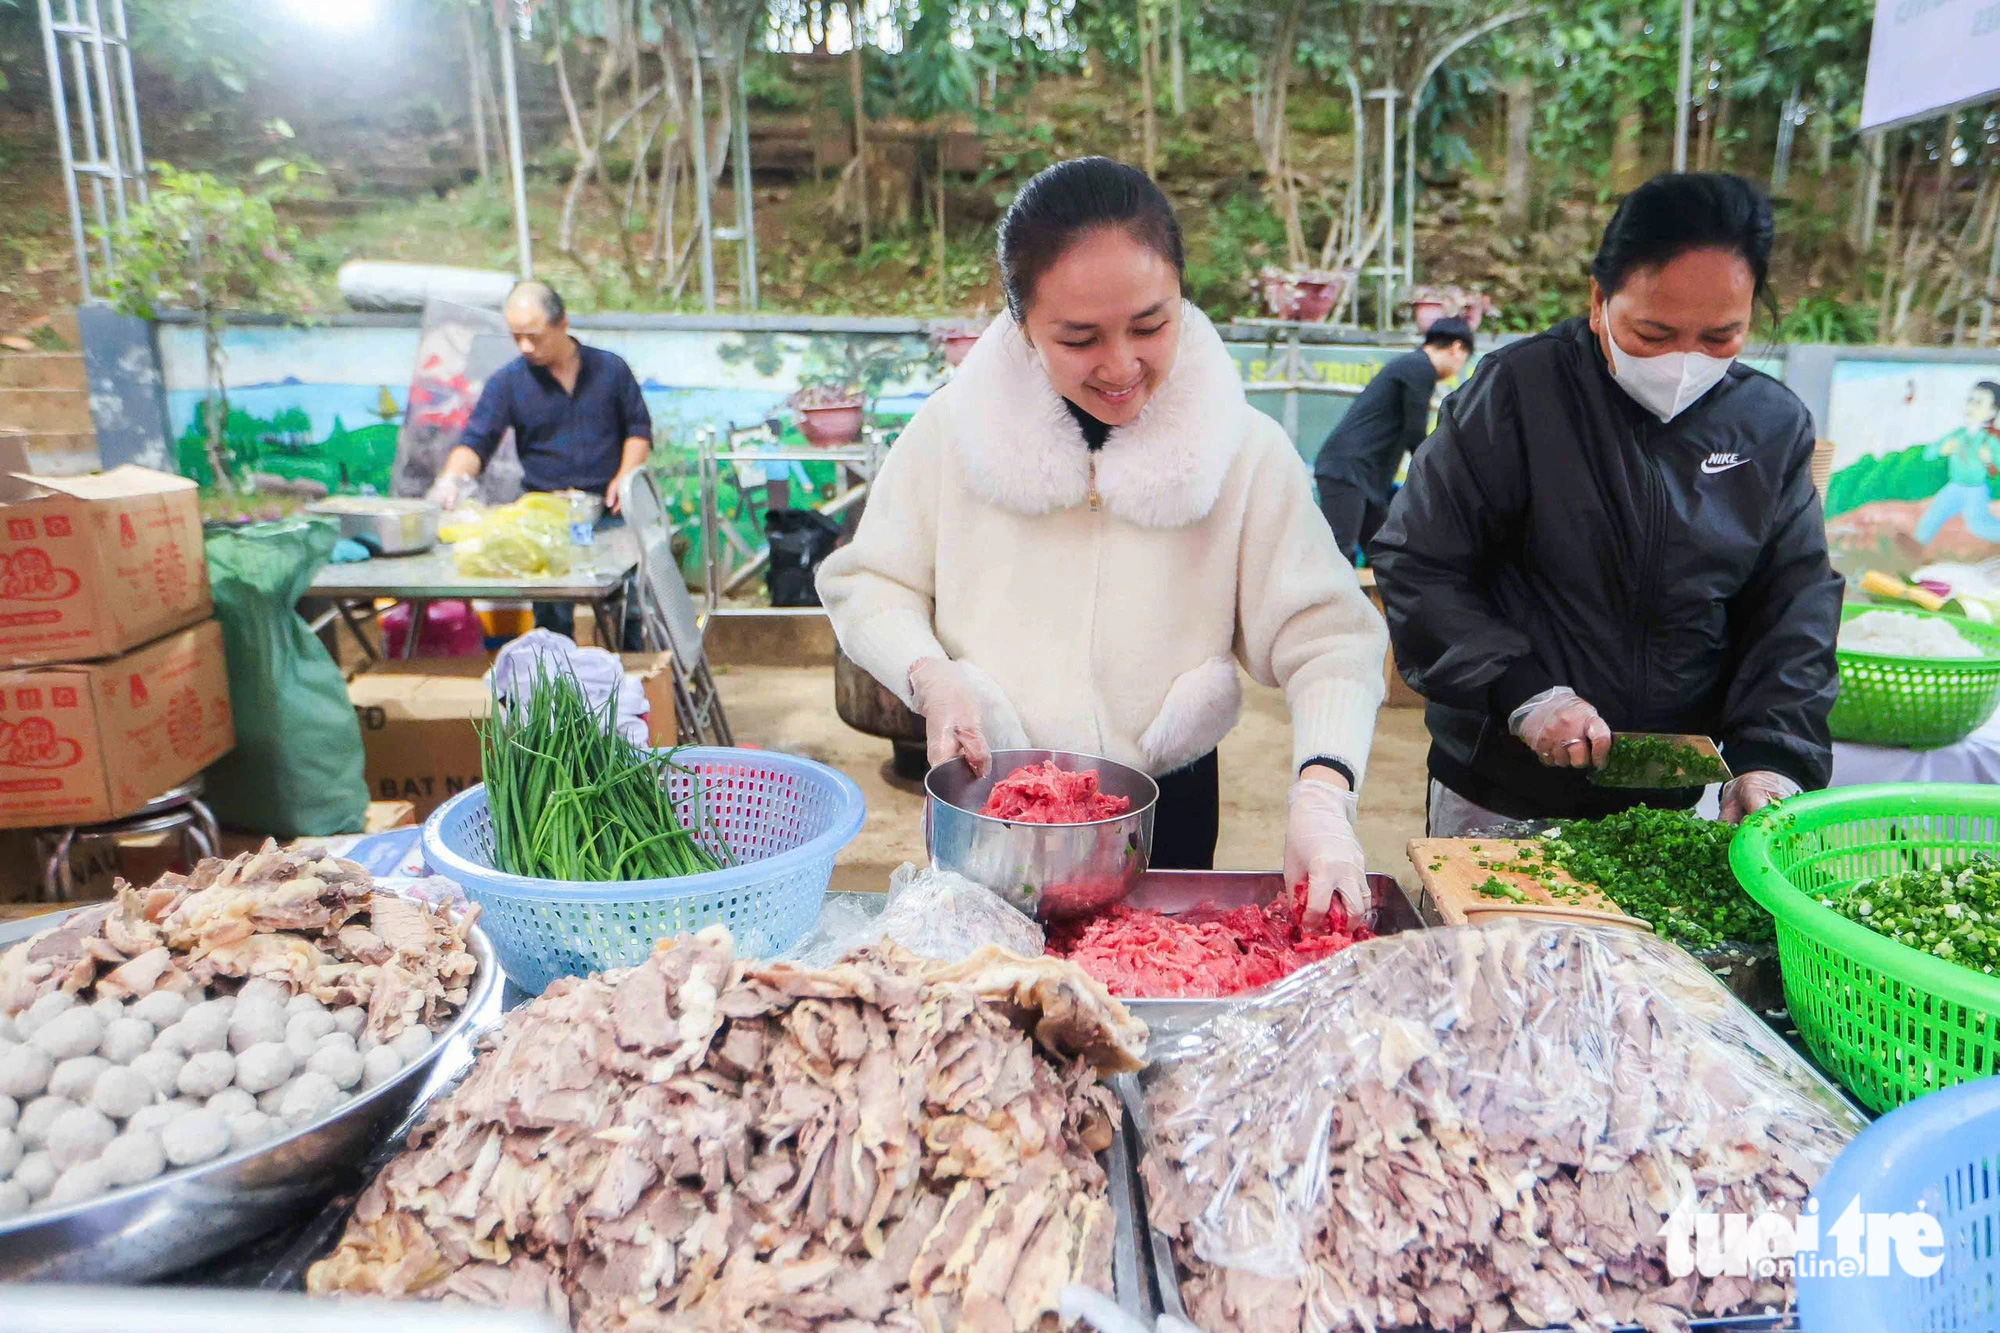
[980,761,1132,824]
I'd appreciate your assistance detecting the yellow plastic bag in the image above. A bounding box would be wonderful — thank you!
[447,496,574,579]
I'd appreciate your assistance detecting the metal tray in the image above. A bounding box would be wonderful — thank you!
[0,902,502,1283]
[1115,870,1424,1032]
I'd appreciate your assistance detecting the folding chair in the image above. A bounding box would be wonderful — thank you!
[621,468,735,746]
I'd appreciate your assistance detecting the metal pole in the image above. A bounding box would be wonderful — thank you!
[1982,191,2000,345]
[1405,105,1416,289]
[1380,88,1396,331]
[493,0,532,279]
[1861,131,1884,251]
[62,0,111,268]
[82,0,127,224]
[1674,0,1695,172]
[688,42,717,314]
[1344,70,1365,263]
[108,0,147,204]
[37,0,91,299]
[733,58,757,311]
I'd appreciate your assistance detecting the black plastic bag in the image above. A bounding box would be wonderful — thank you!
[764,508,844,607]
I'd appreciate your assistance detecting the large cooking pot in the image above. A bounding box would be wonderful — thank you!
[925,748,1157,920]
[833,647,927,779]
[305,497,440,556]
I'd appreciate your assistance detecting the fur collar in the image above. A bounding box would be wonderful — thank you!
[946,301,1247,528]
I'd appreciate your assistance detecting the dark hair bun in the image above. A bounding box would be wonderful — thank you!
[996,157,1185,321]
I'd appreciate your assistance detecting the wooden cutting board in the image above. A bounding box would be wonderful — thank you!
[1407,838,1651,930]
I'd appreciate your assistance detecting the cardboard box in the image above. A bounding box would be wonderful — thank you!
[0,466,210,667]
[349,653,677,821]
[0,618,235,828]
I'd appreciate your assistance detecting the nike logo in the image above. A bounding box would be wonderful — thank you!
[1700,452,1751,475]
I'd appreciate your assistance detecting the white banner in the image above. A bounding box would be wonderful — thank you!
[1861,0,2000,130]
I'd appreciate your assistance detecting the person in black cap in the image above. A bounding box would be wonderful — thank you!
[1311,317,1475,564]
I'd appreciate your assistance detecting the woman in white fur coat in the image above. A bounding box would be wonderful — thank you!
[817,157,1388,923]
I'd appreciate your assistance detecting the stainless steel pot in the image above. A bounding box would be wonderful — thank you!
[0,907,500,1283]
[925,748,1158,920]
[305,497,441,556]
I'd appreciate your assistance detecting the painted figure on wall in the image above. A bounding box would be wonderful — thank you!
[1913,380,2000,545]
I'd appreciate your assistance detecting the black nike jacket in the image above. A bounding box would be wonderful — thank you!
[1368,316,1842,820]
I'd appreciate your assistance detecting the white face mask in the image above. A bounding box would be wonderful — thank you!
[1603,326,1733,422]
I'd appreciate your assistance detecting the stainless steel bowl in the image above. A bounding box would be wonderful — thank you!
[305,497,441,556]
[925,748,1158,920]
[0,908,500,1283]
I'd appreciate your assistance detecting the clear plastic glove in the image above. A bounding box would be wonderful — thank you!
[1284,777,1369,928]
[1510,685,1613,769]
[1060,1285,1208,1333]
[424,473,474,511]
[909,656,991,779]
[1720,769,1800,823]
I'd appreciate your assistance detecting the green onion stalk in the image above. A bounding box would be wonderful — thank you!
[478,662,729,882]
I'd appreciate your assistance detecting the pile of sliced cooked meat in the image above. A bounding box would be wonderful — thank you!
[1139,923,1864,1333]
[980,763,1131,825]
[1047,889,1371,998]
[0,842,477,1043]
[308,928,1147,1333]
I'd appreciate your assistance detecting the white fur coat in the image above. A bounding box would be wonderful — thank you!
[817,303,1388,782]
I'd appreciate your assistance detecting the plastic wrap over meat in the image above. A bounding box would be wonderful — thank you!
[791,862,1045,967]
[1137,923,1865,1333]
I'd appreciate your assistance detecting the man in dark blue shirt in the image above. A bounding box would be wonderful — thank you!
[1312,317,1473,565]
[431,280,653,511]
[430,281,652,642]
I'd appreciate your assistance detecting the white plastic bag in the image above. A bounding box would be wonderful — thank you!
[791,862,1045,966]
[490,629,650,746]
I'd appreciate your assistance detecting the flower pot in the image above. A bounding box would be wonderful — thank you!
[1411,300,1447,333]
[941,333,982,367]
[799,403,864,447]
[1293,280,1340,323]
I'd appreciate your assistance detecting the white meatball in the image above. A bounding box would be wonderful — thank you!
[160,1108,228,1167]
[16,991,76,1037]
[0,1094,15,1129]
[238,978,292,1009]
[284,994,326,1019]
[360,1045,404,1091]
[316,1031,357,1056]
[29,1008,102,1061]
[278,1072,341,1127]
[177,1050,236,1100]
[285,1010,337,1056]
[0,1126,21,1177]
[330,1006,367,1039]
[17,1096,74,1149]
[13,1150,54,1200]
[100,1129,166,1187]
[186,997,233,1027]
[233,1043,295,1095]
[227,1003,287,1054]
[48,1159,111,1206]
[90,1067,154,1121]
[128,1049,184,1099]
[98,1016,155,1065]
[45,1106,115,1171]
[255,1086,287,1116]
[89,997,127,1025]
[307,1044,364,1092]
[0,1016,15,1043]
[389,1028,435,1064]
[126,1103,176,1135]
[205,1087,256,1119]
[226,1111,278,1151]
[0,1044,51,1100]
[173,1010,228,1054]
[48,1055,108,1103]
[130,991,188,1028]
[0,1180,26,1218]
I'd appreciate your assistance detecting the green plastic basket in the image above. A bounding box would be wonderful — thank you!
[1732,783,2000,1113]
[1828,603,2000,749]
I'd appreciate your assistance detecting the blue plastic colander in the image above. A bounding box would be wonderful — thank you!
[1797,1075,2000,1331]
[421,746,865,993]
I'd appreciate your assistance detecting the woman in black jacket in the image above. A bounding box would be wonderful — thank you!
[1370,173,1842,835]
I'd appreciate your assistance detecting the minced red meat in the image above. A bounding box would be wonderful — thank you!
[1045,888,1372,998]
[980,761,1132,824]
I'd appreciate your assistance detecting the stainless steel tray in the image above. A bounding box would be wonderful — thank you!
[1116,870,1424,1032]
[0,903,502,1283]
[7,1284,563,1333]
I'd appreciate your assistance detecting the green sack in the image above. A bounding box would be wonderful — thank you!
[202,517,368,837]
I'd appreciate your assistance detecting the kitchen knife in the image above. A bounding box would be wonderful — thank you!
[1590,732,1734,788]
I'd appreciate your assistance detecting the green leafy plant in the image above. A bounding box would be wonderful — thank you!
[103,164,312,494]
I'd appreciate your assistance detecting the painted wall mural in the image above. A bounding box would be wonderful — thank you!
[1822,358,2000,573]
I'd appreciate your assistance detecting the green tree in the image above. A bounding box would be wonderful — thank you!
[103,165,312,493]
[898,0,981,302]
